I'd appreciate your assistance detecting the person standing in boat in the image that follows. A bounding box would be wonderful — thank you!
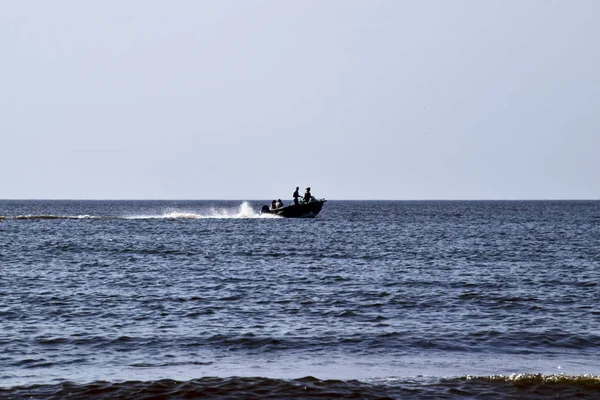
[304,187,312,203]
[293,187,300,205]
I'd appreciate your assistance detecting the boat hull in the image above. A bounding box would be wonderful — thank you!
[261,200,326,218]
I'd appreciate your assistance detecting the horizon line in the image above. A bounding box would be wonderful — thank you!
[1,198,598,202]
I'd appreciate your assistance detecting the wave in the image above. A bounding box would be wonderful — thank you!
[1,374,598,399]
[0,202,280,221]
[26,330,600,356]
[7,214,100,220]
[128,361,213,368]
[463,372,600,385]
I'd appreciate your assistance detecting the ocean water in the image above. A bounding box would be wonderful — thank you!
[1,200,599,399]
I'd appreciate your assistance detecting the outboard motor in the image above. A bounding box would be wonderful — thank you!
[260,205,270,214]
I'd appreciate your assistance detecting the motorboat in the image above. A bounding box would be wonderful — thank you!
[260,199,326,218]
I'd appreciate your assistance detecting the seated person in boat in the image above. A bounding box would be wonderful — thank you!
[276,199,284,209]
[270,200,277,210]
[304,187,312,203]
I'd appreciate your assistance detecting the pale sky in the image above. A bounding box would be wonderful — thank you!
[2,1,598,200]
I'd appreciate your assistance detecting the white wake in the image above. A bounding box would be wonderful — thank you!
[125,202,279,220]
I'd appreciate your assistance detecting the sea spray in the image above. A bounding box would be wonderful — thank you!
[236,201,255,218]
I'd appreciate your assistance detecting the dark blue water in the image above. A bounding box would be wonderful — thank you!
[1,200,599,399]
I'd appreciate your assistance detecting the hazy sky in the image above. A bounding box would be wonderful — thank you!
[2,1,598,200]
